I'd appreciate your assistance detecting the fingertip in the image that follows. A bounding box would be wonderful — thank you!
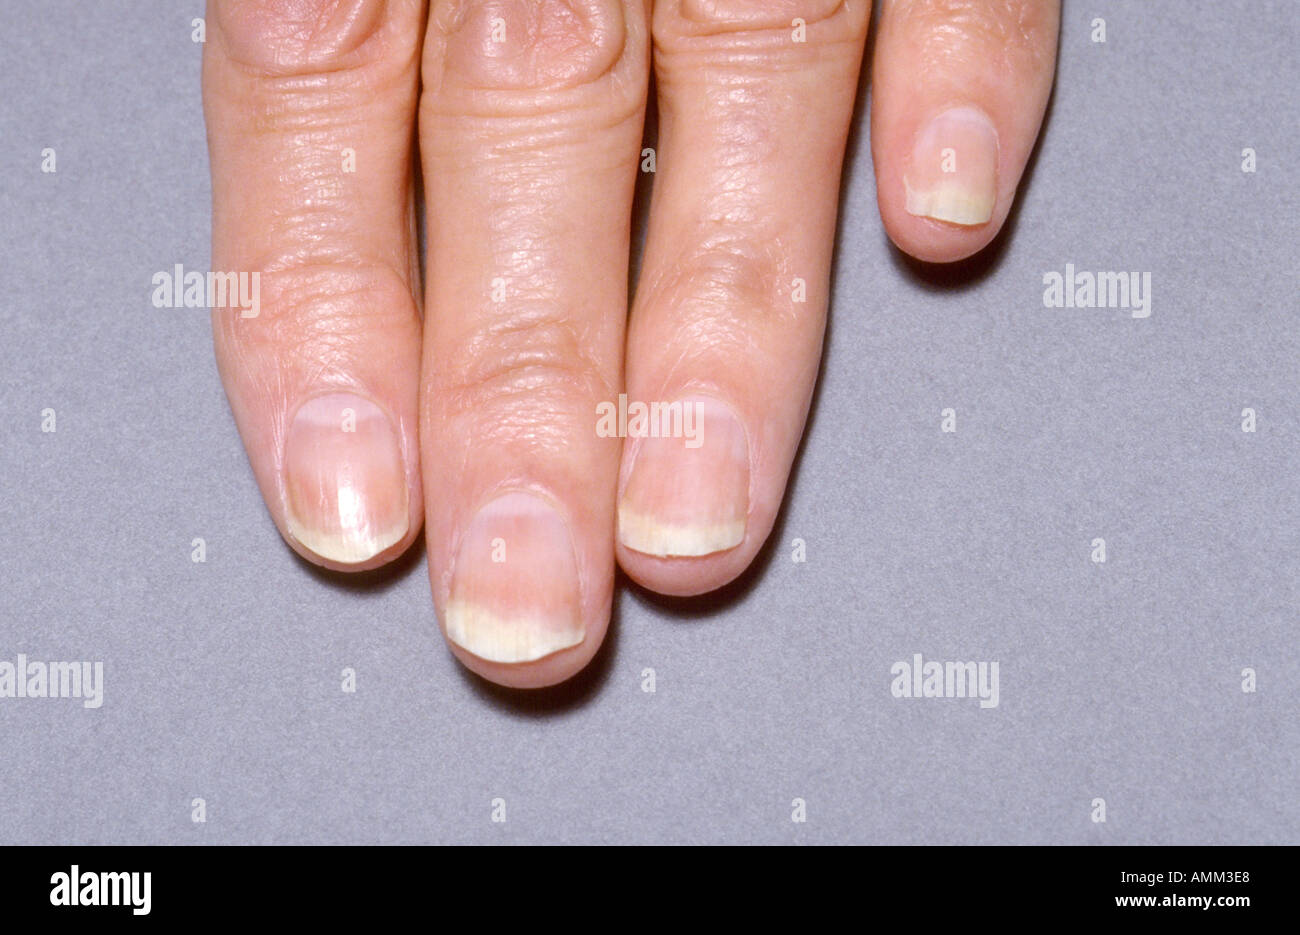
[277,391,421,571]
[872,101,1016,264]
[445,627,607,689]
[284,525,420,574]
[614,394,768,596]
[616,548,754,598]
[870,0,1061,264]
[435,492,614,687]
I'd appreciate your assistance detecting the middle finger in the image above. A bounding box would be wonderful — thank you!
[418,0,650,687]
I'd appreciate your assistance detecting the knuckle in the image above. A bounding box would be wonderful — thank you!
[429,0,628,90]
[890,0,1058,70]
[435,308,610,445]
[214,0,415,77]
[636,235,817,392]
[226,263,416,376]
[422,0,647,121]
[647,232,796,334]
[653,0,868,55]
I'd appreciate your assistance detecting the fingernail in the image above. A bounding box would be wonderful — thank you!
[618,395,749,558]
[445,492,583,664]
[283,393,409,565]
[903,106,999,226]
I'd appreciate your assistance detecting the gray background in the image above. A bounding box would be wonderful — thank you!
[0,0,1296,844]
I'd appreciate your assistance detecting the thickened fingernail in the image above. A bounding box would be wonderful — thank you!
[283,393,409,565]
[618,395,749,558]
[445,492,584,664]
[903,106,999,226]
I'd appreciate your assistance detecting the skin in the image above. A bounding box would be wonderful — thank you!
[202,0,1060,688]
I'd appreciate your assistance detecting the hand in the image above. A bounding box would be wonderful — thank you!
[202,0,1059,687]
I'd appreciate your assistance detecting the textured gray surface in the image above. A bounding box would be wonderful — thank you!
[0,0,1296,844]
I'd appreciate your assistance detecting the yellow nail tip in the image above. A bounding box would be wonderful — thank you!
[617,506,745,558]
[286,512,408,565]
[444,601,584,664]
[903,179,995,227]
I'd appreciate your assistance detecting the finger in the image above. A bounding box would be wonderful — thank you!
[203,0,426,571]
[616,0,870,595]
[871,0,1060,262]
[419,0,649,687]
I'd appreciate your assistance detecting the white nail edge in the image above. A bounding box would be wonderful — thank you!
[444,601,585,664]
[617,506,746,558]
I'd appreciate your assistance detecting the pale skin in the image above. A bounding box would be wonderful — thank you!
[203,0,1060,688]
